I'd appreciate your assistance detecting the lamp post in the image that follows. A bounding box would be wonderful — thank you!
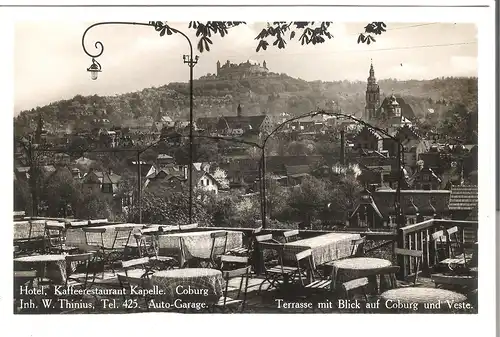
[82,21,198,223]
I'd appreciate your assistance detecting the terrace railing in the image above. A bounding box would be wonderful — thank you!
[396,219,478,280]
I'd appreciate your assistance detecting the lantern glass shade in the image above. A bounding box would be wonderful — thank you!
[90,70,98,80]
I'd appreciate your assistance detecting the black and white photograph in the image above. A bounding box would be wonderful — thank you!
[5,2,496,326]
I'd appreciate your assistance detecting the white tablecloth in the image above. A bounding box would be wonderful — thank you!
[284,233,361,268]
[157,230,243,264]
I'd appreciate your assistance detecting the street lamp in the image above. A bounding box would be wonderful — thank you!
[87,58,102,80]
[81,21,198,223]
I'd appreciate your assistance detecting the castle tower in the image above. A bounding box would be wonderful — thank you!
[364,59,380,122]
[216,60,221,76]
[263,60,267,69]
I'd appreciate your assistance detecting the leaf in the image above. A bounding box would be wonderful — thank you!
[159,28,166,37]
[290,31,296,39]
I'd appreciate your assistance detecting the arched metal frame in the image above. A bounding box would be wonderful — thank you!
[82,21,198,224]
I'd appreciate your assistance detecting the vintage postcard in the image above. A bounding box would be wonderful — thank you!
[4,2,496,335]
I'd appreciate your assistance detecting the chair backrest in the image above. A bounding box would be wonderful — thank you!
[342,277,369,302]
[134,233,158,258]
[118,257,152,288]
[44,221,66,251]
[394,247,423,284]
[351,237,366,256]
[112,226,135,249]
[295,249,313,284]
[210,231,228,260]
[179,223,198,231]
[83,227,106,247]
[255,234,273,242]
[283,230,299,243]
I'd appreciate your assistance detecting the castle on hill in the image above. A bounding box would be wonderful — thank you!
[199,59,270,80]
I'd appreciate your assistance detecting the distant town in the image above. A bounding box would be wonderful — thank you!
[13,61,478,230]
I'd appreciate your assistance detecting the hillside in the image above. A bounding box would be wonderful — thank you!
[14,75,477,135]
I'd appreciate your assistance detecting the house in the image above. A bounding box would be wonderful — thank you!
[157,154,175,167]
[349,189,385,229]
[365,189,451,225]
[448,185,478,220]
[408,166,442,190]
[144,165,220,195]
[81,169,122,196]
[352,126,389,152]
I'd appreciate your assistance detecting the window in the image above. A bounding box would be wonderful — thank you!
[102,184,112,193]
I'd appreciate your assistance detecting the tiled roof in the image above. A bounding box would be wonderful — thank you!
[448,185,478,211]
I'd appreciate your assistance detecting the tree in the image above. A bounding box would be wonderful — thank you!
[212,168,230,189]
[149,21,387,53]
[76,190,113,220]
[42,168,83,217]
[288,175,331,225]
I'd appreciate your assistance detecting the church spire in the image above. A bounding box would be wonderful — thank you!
[369,58,374,77]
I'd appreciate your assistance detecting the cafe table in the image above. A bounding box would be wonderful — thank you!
[284,232,362,269]
[150,268,223,305]
[330,257,392,292]
[380,287,469,313]
[157,230,243,266]
[14,254,68,284]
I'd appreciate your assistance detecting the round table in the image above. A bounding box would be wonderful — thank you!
[151,268,223,304]
[380,287,469,313]
[331,257,392,292]
[14,254,68,284]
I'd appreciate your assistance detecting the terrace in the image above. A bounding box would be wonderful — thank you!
[13,213,478,314]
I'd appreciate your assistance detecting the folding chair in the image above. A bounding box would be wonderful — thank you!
[446,226,469,268]
[214,256,251,312]
[134,231,178,270]
[60,253,97,313]
[44,221,78,254]
[207,231,228,268]
[394,247,424,287]
[257,242,300,294]
[226,226,263,257]
[429,230,447,265]
[116,257,155,312]
[283,230,299,243]
[341,277,370,313]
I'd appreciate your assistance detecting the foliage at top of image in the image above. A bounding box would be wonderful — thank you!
[149,21,386,52]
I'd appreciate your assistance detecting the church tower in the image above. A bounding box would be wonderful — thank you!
[263,60,267,69]
[216,60,221,76]
[364,60,380,122]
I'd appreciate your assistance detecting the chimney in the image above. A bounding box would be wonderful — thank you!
[237,104,242,117]
[340,130,345,165]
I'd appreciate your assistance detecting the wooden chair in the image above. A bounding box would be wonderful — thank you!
[208,231,228,268]
[60,253,97,313]
[116,257,154,312]
[429,230,447,265]
[350,237,366,257]
[214,256,251,312]
[341,277,370,313]
[257,242,300,294]
[134,232,178,270]
[283,230,299,243]
[394,247,424,287]
[446,226,469,268]
[44,222,78,254]
[227,226,263,257]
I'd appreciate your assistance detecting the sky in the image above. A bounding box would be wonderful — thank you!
[14,22,477,114]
